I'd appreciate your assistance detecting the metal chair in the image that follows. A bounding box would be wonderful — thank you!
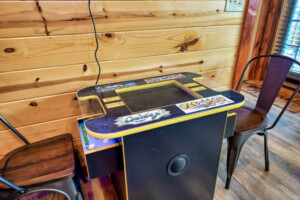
[0,115,86,200]
[226,54,300,189]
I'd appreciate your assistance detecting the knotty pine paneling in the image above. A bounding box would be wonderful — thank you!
[202,67,234,86]
[0,47,237,103]
[0,1,242,38]
[0,25,241,72]
[0,0,246,176]
[0,92,80,131]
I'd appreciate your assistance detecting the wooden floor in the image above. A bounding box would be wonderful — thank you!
[81,91,300,200]
[214,92,300,200]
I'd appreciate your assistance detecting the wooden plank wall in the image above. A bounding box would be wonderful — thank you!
[0,1,245,163]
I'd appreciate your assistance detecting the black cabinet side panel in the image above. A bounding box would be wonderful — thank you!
[86,146,124,179]
[123,112,227,200]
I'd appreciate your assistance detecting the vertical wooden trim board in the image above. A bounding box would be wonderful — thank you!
[248,0,284,80]
[232,0,259,90]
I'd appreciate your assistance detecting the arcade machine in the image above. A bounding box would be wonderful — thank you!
[77,2,244,199]
[76,72,244,200]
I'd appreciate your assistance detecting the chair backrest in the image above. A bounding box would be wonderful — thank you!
[236,54,300,129]
[254,56,295,115]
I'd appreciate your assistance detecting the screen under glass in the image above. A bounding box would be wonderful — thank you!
[118,84,197,113]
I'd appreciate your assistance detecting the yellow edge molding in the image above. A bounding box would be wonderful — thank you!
[105,101,125,109]
[103,96,121,103]
[184,82,199,87]
[84,100,245,139]
[227,112,237,117]
[122,137,129,200]
[116,80,203,114]
[193,77,203,82]
[227,112,237,138]
[191,86,206,91]
[213,112,228,198]
[77,113,105,120]
[77,95,107,118]
[75,124,92,179]
[116,80,202,99]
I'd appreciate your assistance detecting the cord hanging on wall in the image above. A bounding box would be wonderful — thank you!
[88,0,102,86]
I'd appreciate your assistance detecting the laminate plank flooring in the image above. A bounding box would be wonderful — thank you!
[214,92,300,200]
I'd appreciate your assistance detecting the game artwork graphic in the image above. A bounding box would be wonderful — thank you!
[144,74,186,84]
[96,81,137,93]
[176,95,234,114]
[115,108,171,127]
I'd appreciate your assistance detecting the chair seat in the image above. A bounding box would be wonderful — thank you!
[0,134,75,188]
[230,106,268,134]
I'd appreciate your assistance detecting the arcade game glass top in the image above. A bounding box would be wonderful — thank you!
[76,72,245,139]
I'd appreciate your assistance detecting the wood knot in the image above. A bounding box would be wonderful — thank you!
[113,72,118,77]
[159,66,163,73]
[199,60,204,64]
[211,75,215,78]
[4,48,15,53]
[173,13,176,16]
[83,64,87,72]
[175,38,199,52]
[105,33,112,38]
[29,101,38,106]
[35,77,40,82]
[216,9,219,12]
[105,15,108,18]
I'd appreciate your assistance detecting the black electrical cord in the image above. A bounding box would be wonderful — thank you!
[88,0,101,86]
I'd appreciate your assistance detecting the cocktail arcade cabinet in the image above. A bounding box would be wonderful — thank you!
[76,72,244,200]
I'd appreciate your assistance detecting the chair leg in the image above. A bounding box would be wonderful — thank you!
[37,176,84,200]
[7,176,84,200]
[74,152,88,183]
[263,131,270,171]
[225,136,245,189]
[73,172,85,200]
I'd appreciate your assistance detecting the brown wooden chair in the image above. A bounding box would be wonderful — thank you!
[226,54,300,189]
[0,115,86,200]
